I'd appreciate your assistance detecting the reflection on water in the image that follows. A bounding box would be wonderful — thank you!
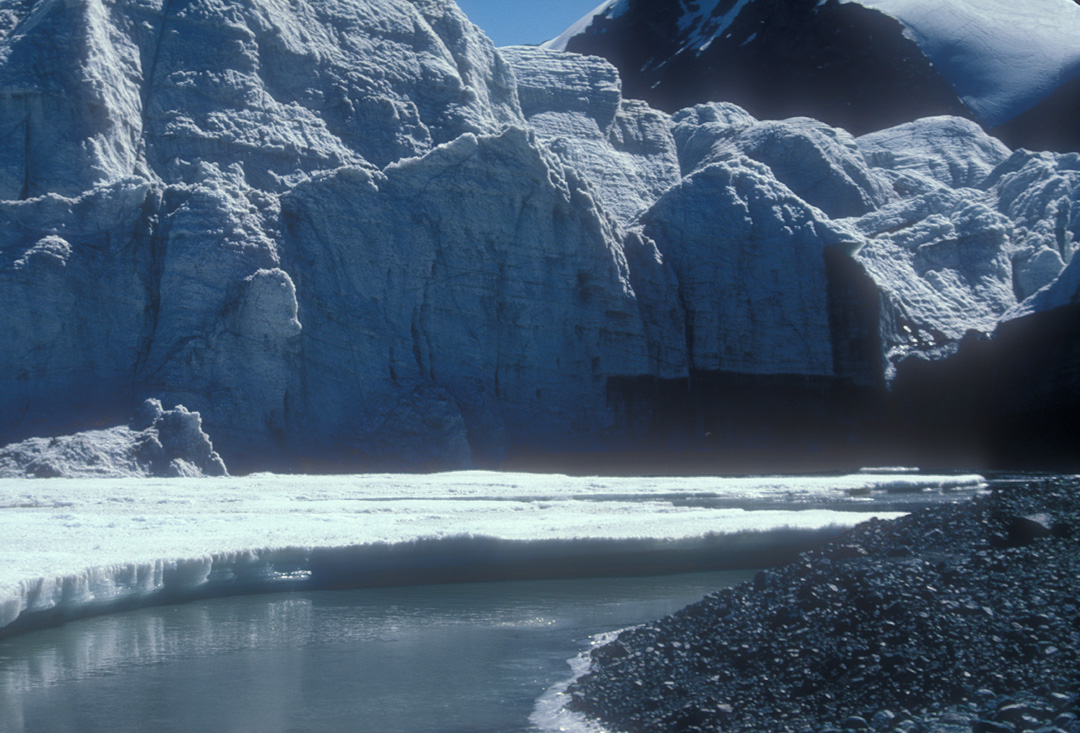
[0,571,755,733]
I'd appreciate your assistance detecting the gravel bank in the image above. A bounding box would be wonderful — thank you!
[566,476,1080,732]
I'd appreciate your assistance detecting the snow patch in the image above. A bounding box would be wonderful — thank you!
[842,0,1080,126]
[542,0,627,51]
[685,0,756,55]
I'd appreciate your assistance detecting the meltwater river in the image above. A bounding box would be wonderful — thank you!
[0,571,755,732]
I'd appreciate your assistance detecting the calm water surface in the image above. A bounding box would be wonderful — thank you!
[0,570,755,733]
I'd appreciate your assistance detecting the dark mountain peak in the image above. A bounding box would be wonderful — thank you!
[565,0,967,135]
[558,0,1080,151]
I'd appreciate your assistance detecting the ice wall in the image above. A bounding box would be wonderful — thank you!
[0,0,1078,471]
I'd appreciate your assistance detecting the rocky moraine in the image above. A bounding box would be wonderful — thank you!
[566,476,1080,733]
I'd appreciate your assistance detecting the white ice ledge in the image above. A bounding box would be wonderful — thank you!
[0,472,986,636]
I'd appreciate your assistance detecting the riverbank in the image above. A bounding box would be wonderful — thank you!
[565,476,1080,732]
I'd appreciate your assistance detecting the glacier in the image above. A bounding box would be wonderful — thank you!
[0,0,1078,472]
[0,471,986,637]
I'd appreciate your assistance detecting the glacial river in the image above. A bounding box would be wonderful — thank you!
[0,571,756,733]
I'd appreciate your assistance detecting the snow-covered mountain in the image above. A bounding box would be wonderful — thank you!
[548,0,1080,152]
[0,0,1078,475]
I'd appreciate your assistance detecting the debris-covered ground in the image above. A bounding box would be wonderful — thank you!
[567,476,1080,732]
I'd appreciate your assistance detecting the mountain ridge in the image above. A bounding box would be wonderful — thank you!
[551,0,1080,152]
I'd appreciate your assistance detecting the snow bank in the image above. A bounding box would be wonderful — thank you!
[0,471,985,637]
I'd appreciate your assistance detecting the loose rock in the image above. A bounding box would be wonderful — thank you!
[567,477,1080,732]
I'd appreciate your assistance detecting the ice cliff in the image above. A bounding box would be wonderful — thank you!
[1,0,1078,473]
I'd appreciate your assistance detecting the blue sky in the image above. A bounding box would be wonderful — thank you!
[454,0,603,46]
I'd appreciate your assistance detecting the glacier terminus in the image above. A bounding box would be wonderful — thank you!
[0,0,1078,476]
